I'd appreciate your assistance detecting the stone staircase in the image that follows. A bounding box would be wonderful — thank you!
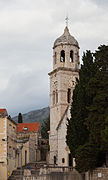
[8,161,46,180]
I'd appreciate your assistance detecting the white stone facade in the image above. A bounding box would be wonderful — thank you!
[49,26,79,166]
[57,106,71,166]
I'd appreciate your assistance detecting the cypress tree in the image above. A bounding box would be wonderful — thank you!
[66,50,96,157]
[18,113,23,123]
[41,116,50,139]
[85,45,108,167]
[67,45,108,173]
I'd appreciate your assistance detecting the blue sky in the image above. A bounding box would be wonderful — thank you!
[0,0,108,116]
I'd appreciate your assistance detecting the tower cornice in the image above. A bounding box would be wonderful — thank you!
[48,67,79,76]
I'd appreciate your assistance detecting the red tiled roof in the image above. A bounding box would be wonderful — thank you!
[17,122,40,133]
[0,109,6,113]
[0,109,8,115]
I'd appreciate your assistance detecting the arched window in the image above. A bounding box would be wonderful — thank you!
[60,50,65,62]
[53,91,55,105]
[62,158,65,163]
[67,88,71,103]
[54,52,57,64]
[70,50,73,62]
[56,91,58,104]
[54,156,56,165]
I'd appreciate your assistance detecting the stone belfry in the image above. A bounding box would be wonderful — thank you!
[48,25,80,165]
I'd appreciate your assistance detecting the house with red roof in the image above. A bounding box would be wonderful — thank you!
[0,108,40,179]
[16,122,40,168]
[17,122,39,133]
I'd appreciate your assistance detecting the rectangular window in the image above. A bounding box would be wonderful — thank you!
[9,146,11,158]
[23,127,28,131]
[60,50,65,62]
[70,50,73,62]
[13,148,15,159]
[67,88,71,103]
[13,127,15,137]
[54,52,57,64]
[53,91,55,105]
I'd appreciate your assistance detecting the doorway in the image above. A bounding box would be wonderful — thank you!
[68,153,72,166]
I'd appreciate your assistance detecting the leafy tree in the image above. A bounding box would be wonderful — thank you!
[18,113,23,123]
[41,116,50,139]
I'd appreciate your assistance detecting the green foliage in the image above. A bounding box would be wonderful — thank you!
[66,50,96,157]
[48,144,50,151]
[101,117,108,147]
[41,116,50,139]
[18,113,23,123]
[86,45,108,149]
[75,142,99,173]
[66,45,108,173]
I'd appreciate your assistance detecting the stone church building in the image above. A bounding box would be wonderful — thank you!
[49,25,80,166]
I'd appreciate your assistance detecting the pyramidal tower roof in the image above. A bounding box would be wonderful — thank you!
[53,26,79,48]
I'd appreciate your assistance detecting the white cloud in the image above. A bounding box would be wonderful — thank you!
[0,0,107,116]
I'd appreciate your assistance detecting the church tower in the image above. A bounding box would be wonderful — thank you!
[49,25,80,165]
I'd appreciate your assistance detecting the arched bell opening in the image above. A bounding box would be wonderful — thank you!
[60,50,65,62]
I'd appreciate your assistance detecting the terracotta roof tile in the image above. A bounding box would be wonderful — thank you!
[17,122,40,132]
[0,109,8,115]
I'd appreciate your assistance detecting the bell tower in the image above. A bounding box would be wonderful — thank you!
[49,25,80,165]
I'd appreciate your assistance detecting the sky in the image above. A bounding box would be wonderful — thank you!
[0,0,108,116]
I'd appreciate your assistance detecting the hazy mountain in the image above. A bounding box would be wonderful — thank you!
[13,107,50,129]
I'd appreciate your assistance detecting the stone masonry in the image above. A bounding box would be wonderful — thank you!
[49,26,79,166]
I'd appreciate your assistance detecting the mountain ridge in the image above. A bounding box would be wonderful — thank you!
[13,107,50,128]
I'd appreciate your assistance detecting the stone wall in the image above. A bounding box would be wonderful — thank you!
[7,118,17,177]
[49,30,79,166]
[23,170,84,180]
[57,106,70,166]
[38,172,84,180]
[23,168,108,180]
[89,168,108,180]
[0,117,7,180]
[53,44,79,70]
[0,116,17,179]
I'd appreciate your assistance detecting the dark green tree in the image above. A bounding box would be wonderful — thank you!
[66,50,96,157]
[85,45,108,167]
[101,117,108,147]
[75,142,99,173]
[86,71,108,148]
[18,113,23,123]
[41,116,50,139]
[67,45,108,172]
